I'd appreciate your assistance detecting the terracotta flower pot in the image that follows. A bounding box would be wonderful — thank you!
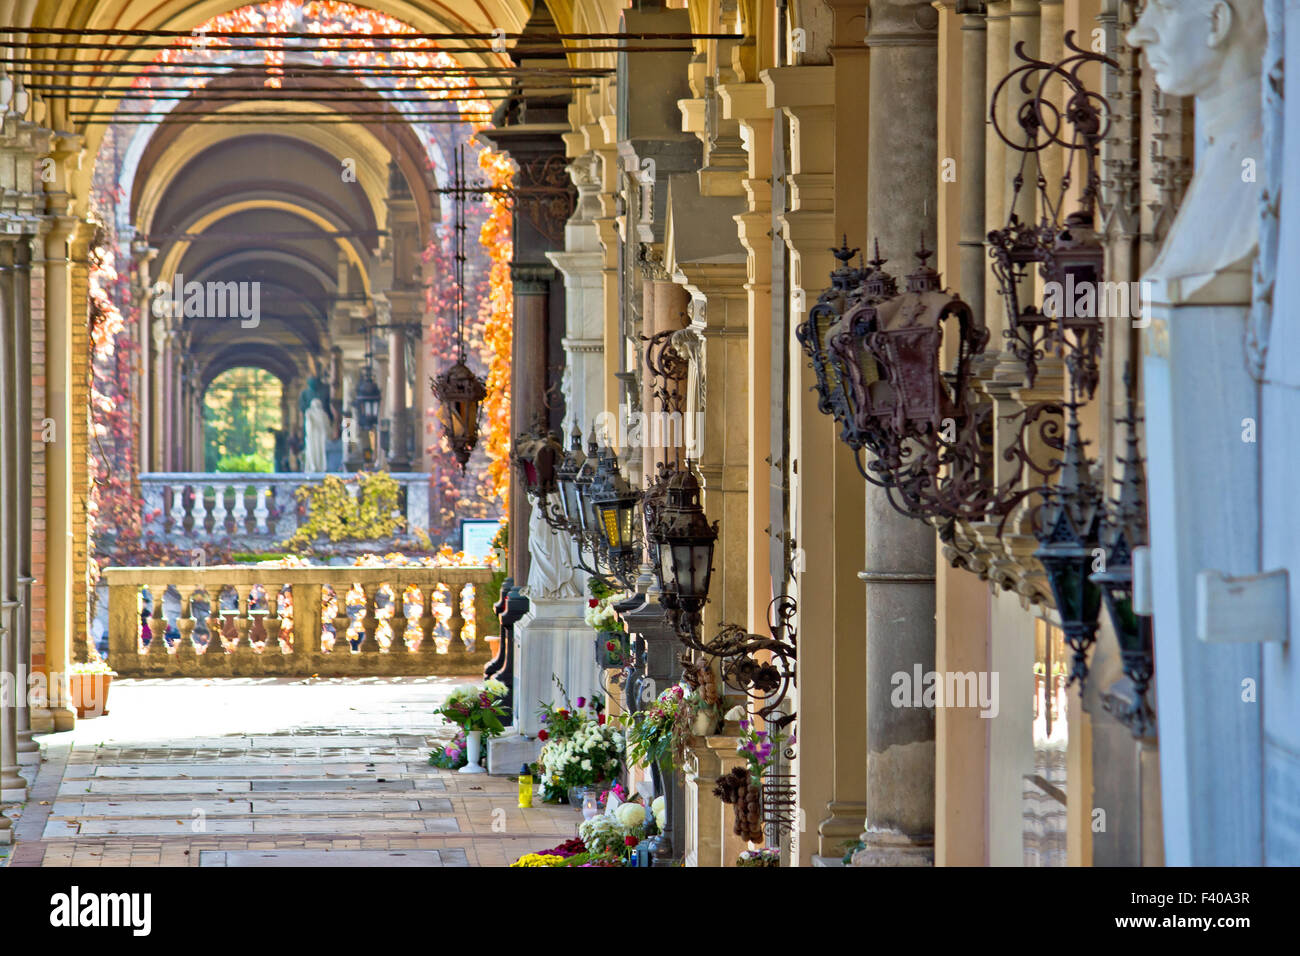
[70,673,112,719]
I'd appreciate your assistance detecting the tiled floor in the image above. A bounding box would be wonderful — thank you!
[2,677,579,867]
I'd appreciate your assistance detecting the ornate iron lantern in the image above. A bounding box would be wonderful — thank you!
[353,363,382,431]
[1033,397,1104,687]
[431,360,487,470]
[987,30,1117,394]
[651,460,718,636]
[1092,379,1155,738]
[590,448,641,561]
[555,424,587,528]
[796,237,865,424]
[430,143,488,470]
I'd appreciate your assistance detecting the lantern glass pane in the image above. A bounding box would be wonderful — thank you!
[691,543,713,595]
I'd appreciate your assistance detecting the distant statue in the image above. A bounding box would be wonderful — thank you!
[268,428,290,472]
[298,375,321,415]
[522,492,581,600]
[1128,0,1266,298]
[303,398,330,472]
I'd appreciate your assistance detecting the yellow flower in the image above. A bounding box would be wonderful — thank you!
[509,853,565,868]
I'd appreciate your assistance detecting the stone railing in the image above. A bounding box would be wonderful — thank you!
[102,565,496,678]
[138,472,432,548]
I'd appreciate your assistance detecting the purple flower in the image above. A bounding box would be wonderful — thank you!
[739,719,749,731]
[755,730,767,739]
[576,697,587,709]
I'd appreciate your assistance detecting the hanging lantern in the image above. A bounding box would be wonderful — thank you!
[353,364,382,431]
[431,144,488,471]
[431,361,488,470]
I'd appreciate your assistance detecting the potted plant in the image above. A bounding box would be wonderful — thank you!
[68,658,116,719]
[437,679,508,774]
[736,848,780,867]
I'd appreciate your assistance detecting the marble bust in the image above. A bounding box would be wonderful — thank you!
[1128,0,1268,299]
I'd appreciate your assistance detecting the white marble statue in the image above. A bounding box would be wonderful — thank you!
[303,397,330,472]
[523,493,581,600]
[1128,0,1268,298]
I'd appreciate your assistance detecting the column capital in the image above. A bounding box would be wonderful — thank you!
[510,262,556,294]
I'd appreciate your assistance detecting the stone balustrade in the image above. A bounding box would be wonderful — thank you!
[102,565,496,678]
[138,472,432,547]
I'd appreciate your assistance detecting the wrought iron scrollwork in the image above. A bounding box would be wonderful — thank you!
[987,30,1118,398]
[641,328,690,415]
[677,595,797,731]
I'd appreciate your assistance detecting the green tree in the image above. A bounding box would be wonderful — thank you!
[203,367,283,470]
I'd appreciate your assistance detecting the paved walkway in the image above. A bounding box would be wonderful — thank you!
[2,677,578,867]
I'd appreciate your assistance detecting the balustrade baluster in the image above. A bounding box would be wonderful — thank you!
[331,588,352,654]
[419,586,438,657]
[209,485,228,536]
[192,485,209,535]
[472,582,493,654]
[254,484,271,534]
[447,583,467,657]
[175,586,199,668]
[203,586,227,667]
[389,585,410,654]
[147,586,169,663]
[170,484,187,533]
[263,584,283,656]
[231,484,248,534]
[232,585,254,670]
[141,483,165,536]
[358,585,380,653]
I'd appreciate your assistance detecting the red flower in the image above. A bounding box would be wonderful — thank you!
[589,598,599,608]
[537,729,549,741]
[605,640,617,652]
[558,709,569,718]
[597,714,606,725]
[624,835,638,847]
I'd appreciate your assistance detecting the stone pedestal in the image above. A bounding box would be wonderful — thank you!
[1142,272,1262,865]
[511,597,599,738]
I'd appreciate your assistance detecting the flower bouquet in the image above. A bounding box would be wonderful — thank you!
[578,799,648,863]
[736,848,780,867]
[438,679,508,774]
[439,679,509,736]
[538,718,624,794]
[626,684,692,770]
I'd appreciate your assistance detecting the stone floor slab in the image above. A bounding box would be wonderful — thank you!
[91,763,410,778]
[249,798,423,813]
[248,779,420,792]
[199,848,467,867]
[71,780,254,795]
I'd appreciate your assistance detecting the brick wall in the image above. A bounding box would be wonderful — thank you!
[70,234,91,663]
[29,261,46,670]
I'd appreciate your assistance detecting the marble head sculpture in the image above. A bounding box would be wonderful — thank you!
[1127,0,1267,296]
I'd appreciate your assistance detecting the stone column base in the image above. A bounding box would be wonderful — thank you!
[851,830,935,867]
[818,800,868,858]
[513,596,597,738]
